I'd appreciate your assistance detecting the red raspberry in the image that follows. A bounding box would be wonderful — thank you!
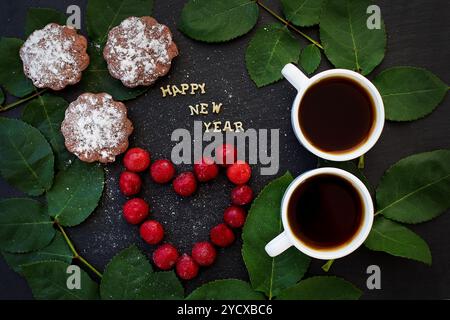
[123,147,151,172]
[194,157,219,182]
[122,198,149,224]
[140,220,164,245]
[223,206,246,228]
[173,171,197,197]
[210,223,235,247]
[119,171,142,196]
[191,242,217,266]
[153,243,179,270]
[150,159,176,184]
[176,254,199,280]
[231,185,254,206]
[226,160,251,185]
[215,143,237,167]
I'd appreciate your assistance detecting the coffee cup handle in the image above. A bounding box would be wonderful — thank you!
[282,63,309,91]
[265,231,293,257]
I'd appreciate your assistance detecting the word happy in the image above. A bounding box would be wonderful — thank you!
[160,83,206,97]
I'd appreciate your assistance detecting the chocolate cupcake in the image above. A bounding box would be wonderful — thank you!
[20,23,89,90]
[103,16,178,88]
[61,93,133,163]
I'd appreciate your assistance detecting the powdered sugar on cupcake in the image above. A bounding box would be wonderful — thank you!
[20,23,89,90]
[103,16,178,87]
[61,93,133,163]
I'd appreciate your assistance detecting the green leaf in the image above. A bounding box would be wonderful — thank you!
[300,44,321,75]
[0,87,4,105]
[365,216,432,265]
[47,159,104,227]
[143,271,184,300]
[179,0,259,43]
[373,67,448,121]
[100,245,153,300]
[100,245,183,300]
[22,261,99,300]
[22,94,74,170]
[0,198,55,253]
[376,150,450,224]
[0,117,54,196]
[277,276,362,300]
[87,0,154,45]
[79,45,149,101]
[318,159,374,194]
[25,8,67,37]
[2,232,73,273]
[0,38,34,97]
[242,172,311,299]
[246,24,301,87]
[281,0,324,27]
[186,279,265,300]
[320,0,386,75]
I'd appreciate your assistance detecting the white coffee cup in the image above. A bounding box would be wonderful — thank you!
[265,167,374,260]
[282,63,385,161]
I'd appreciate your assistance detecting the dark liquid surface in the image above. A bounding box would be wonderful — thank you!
[299,77,375,152]
[287,174,363,249]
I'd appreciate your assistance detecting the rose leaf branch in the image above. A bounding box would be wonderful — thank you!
[55,221,103,279]
[0,89,47,112]
[256,0,324,50]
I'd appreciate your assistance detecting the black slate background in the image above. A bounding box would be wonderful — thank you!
[0,0,449,300]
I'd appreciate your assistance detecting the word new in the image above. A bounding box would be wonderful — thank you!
[160,83,206,97]
[188,102,222,115]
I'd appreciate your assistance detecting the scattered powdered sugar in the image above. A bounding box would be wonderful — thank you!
[62,93,133,163]
[104,17,176,87]
[20,23,88,89]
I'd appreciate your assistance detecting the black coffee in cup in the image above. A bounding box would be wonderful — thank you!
[298,76,375,153]
[287,173,363,250]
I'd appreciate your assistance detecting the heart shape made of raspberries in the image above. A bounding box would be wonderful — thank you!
[117,144,254,280]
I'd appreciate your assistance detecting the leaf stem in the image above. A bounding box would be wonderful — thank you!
[55,221,103,279]
[358,155,365,169]
[77,255,103,279]
[0,89,47,112]
[256,0,324,50]
[56,222,77,255]
[321,259,334,272]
